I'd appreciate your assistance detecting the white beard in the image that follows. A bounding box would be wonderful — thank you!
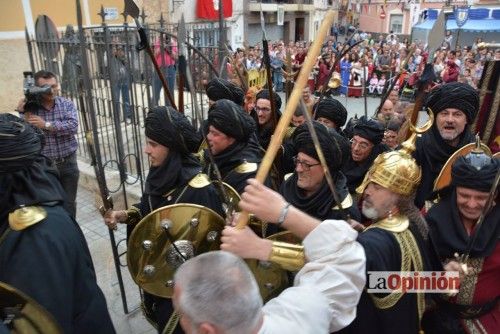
[362,204,379,220]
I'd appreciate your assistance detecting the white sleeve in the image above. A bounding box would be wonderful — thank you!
[260,220,366,334]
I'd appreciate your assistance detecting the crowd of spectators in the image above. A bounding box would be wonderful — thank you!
[227,31,499,98]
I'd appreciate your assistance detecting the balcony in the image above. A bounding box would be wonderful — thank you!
[248,0,315,12]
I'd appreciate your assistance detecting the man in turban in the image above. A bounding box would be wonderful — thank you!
[280,122,361,221]
[0,113,115,333]
[313,96,348,132]
[206,77,245,106]
[204,99,264,194]
[104,106,224,333]
[423,152,499,333]
[342,116,389,194]
[414,82,479,209]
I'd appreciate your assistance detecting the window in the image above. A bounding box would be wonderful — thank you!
[390,14,403,34]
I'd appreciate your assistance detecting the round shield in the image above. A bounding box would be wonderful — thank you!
[217,181,240,216]
[127,203,225,298]
[246,231,302,302]
[0,282,62,333]
[434,142,492,192]
[216,182,272,238]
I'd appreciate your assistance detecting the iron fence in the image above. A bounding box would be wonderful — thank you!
[26,15,224,189]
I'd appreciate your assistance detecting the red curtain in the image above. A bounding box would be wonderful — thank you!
[197,0,233,20]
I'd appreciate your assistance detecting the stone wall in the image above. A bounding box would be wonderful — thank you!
[0,39,29,113]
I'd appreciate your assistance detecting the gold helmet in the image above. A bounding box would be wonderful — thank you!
[357,109,435,196]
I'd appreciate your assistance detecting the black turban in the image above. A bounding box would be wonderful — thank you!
[0,113,44,173]
[425,82,479,123]
[0,113,64,213]
[206,78,245,106]
[451,156,500,193]
[313,97,348,128]
[207,99,256,142]
[256,89,282,112]
[145,106,201,154]
[293,122,343,174]
[352,116,385,145]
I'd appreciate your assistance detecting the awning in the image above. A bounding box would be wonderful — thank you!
[412,19,500,32]
[412,19,436,30]
[447,19,500,32]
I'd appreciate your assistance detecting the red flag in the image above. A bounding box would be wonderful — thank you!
[197,0,233,20]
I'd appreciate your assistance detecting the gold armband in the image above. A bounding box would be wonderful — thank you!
[269,241,305,272]
[124,207,142,225]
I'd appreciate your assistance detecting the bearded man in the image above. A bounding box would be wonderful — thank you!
[414,82,479,209]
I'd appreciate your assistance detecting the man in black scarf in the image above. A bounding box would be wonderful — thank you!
[342,116,389,194]
[423,154,499,333]
[0,113,115,333]
[255,89,283,149]
[313,96,348,132]
[414,82,479,209]
[280,122,361,221]
[313,97,351,167]
[104,106,224,333]
[204,99,263,194]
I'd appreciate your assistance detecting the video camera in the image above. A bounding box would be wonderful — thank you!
[23,71,51,112]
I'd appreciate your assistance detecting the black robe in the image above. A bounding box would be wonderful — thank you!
[0,205,115,334]
[130,152,224,334]
[413,126,474,209]
[342,143,390,194]
[0,155,115,333]
[340,223,439,334]
[280,172,361,222]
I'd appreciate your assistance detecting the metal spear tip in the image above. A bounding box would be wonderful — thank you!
[123,0,140,19]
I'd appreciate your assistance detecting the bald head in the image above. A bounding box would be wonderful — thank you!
[378,100,394,122]
[388,90,399,106]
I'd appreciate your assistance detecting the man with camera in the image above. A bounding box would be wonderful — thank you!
[17,70,79,218]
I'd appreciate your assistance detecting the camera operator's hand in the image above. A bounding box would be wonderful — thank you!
[25,114,46,129]
[16,98,26,114]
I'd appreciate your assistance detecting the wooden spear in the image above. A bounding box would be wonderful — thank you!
[236,10,335,228]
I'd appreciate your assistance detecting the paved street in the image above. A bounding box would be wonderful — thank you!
[76,185,155,334]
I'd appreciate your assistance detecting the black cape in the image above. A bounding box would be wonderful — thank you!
[340,223,439,334]
[0,205,115,334]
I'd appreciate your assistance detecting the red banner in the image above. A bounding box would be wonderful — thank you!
[197,0,233,20]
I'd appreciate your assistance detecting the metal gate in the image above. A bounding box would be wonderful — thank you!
[26,2,225,314]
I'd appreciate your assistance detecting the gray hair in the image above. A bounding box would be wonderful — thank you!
[174,251,263,334]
